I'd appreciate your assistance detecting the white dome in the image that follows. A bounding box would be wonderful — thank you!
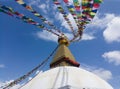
[20,67,113,89]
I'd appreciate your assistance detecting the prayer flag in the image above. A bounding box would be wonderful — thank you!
[63,0,69,3]
[16,0,24,4]
[93,3,100,8]
[94,0,103,3]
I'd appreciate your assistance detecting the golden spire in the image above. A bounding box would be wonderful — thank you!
[50,36,80,68]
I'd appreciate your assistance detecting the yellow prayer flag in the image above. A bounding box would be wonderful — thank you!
[34,13,40,16]
[17,0,24,4]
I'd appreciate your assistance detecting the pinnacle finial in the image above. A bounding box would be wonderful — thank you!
[50,36,80,68]
[58,36,70,46]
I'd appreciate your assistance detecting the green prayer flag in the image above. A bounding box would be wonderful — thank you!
[94,0,103,3]
[74,2,79,6]
[0,8,3,12]
[73,0,78,3]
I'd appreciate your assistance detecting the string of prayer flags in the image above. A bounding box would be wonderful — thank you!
[63,0,79,29]
[15,0,63,35]
[53,0,75,35]
[73,0,81,18]
[72,0,88,29]
[0,5,14,16]
[0,4,61,37]
[0,0,103,42]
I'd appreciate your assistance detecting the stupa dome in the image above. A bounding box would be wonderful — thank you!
[20,66,113,89]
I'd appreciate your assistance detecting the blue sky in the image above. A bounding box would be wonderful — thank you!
[0,0,120,89]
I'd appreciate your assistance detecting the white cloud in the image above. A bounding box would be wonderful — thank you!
[35,31,74,42]
[103,16,120,43]
[0,80,21,89]
[64,32,95,41]
[28,0,41,6]
[102,51,120,66]
[0,64,5,68]
[92,68,112,81]
[81,64,112,81]
[35,30,95,42]
[89,13,120,43]
[28,77,32,81]
[28,0,51,14]
[28,0,49,14]
[55,12,70,31]
[35,70,43,75]
[10,84,21,89]
[38,4,47,13]
[82,33,95,40]
[89,13,115,29]
[36,31,58,42]
[35,70,40,75]
[0,81,4,89]
[55,12,78,32]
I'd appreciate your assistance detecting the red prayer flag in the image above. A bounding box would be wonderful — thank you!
[63,0,68,3]
[93,3,100,8]
[54,1,60,5]
[75,6,80,11]
[82,6,87,10]
[7,12,13,16]
[29,21,37,25]
[14,12,24,17]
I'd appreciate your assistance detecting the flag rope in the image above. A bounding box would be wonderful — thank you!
[2,45,59,89]
[15,0,64,35]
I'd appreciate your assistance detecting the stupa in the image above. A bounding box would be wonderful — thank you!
[20,37,113,89]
